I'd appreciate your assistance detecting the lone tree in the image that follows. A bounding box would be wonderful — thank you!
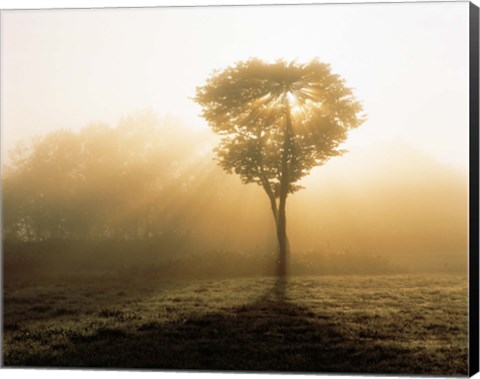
[195,59,364,277]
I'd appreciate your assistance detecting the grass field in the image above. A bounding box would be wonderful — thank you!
[3,274,468,375]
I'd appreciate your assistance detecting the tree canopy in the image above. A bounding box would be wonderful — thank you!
[195,58,364,197]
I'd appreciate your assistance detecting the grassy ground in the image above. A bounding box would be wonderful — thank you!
[3,274,468,375]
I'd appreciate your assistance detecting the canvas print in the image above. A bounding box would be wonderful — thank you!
[1,1,478,375]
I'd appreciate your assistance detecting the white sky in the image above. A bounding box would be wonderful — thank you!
[0,1,470,170]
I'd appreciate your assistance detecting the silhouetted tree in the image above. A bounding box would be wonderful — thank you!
[195,59,364,276]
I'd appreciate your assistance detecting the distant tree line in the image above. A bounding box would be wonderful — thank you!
[2,110,212,242]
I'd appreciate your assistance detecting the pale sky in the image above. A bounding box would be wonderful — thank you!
[0,1,470,170]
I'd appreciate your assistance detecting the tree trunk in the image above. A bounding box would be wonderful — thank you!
[276,98,293,277]
[276,194,289,277]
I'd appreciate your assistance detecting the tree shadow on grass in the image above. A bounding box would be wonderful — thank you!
[7,278,467,375]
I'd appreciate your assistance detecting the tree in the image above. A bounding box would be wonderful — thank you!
[195,59,365,277]
[2,110,210,241]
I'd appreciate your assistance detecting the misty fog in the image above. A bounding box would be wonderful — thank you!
[2,109,467,279]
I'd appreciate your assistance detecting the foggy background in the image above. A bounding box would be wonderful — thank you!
[1,3,469,279]
[2,109,468,278]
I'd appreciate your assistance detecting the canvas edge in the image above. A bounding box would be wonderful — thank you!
[469,1,480,377]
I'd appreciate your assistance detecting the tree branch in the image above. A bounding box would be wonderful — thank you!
[260,170,278,223]
[255,127,278,223]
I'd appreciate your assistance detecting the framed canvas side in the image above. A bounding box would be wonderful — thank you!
[470,1,480,376]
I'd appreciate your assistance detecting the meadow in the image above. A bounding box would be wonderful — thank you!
[3,273,468,375]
